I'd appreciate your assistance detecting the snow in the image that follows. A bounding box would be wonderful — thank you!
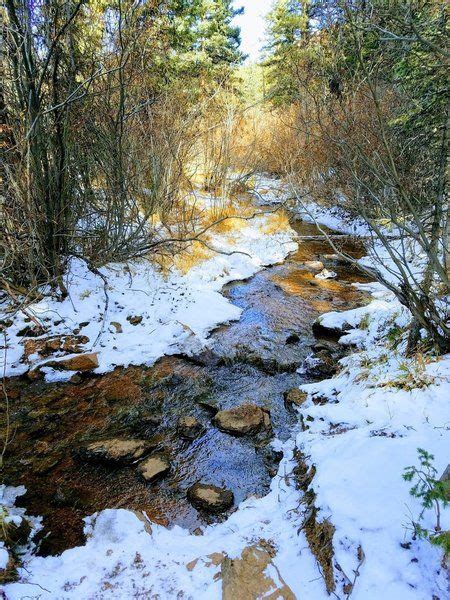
[2,178,448,599]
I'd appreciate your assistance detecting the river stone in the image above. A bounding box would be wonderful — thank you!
[177,416,204,440]
[138,455,170,482]
[43,352,99,372]
[284,388,308,408]
[303,260,324,272]
[187,483,234,513]
[221,545,295,600]
[213,404,269,436]
[79,438,148,464]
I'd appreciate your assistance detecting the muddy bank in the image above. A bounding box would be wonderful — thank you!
[1,214,371,556]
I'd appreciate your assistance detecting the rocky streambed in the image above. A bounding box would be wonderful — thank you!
[1,212,371,558]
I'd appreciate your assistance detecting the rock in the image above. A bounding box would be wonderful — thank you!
[304,260,324,272]
[138,455,170,482]
[312,318,351,341]
[23,335,89,362]
[259,447,284,477]
[77,438,149,465]
[315,268,337,280]
[187,483,234,513]
[26,367,44,381]
[323,253,349,264]
[17,324,46,337]
[195,397,219,414]
[322,253,339,260]
[177,416,204,440]
[285,333,300,345]
[43,352,99,372]
[312,340,338,353]
[214,404,270,436]
[221,545,295,600]
[127,315,143,325]
[110,321,123,333]
[284,388,308,408]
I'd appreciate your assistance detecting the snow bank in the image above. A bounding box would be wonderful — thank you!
[297,280,450,599]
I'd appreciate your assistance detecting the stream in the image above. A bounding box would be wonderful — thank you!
[2,210,371,557]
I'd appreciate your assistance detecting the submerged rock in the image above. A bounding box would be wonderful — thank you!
[285,332,300,345]
[221,545,295,600]
[177,416,204,440]
[214,404,270,436]
[77,438,149,465]
[187,483,234,513]
[138,455,170,482]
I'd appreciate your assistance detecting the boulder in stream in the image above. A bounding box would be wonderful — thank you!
[77,438,149,465]
[138,455,170,482]
[213,404,270,436]
[177,416,204,440]
[187,483,234,513]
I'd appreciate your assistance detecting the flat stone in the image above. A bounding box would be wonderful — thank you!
[221,545,295,600]
[187,483,234,513]
[214,404,269,436]
[304,260,324,271]
[138,455,170,482]
[177,416,204,440]
[78,438,149,464]
[284,388,308,408]
[43,352,99,372]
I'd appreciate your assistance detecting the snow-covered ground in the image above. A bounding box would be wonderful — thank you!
[1,180,449,599]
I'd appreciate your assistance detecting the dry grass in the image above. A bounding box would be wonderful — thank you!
[260,211,291,235]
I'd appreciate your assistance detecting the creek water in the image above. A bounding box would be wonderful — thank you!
[2,211,370,556]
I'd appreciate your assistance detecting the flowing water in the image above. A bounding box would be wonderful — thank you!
[2,211,371,556]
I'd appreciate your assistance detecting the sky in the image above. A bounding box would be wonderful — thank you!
[233,0,274,63]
